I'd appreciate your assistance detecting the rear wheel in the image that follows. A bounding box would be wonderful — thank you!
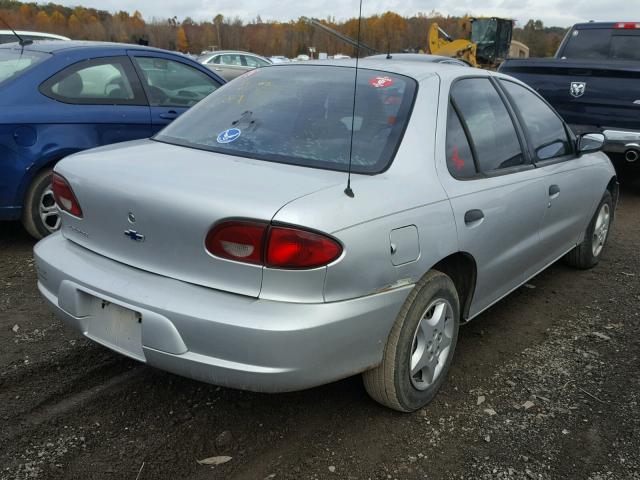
[563,190,613,270]
[21,168,60,239]
[363,270,460,412]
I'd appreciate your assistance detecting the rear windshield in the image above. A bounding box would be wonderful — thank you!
[0,48,49,85]
[155,65,417,173]
[562,28,640,60]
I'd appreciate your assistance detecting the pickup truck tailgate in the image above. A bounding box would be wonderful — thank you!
[499,59,640,131]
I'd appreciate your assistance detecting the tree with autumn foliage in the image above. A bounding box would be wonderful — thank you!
[176,26,189,52]
[0,0,566,57]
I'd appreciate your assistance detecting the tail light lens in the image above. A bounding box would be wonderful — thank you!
[266,226,342,269]
[205,221,342,269]
[52,173,83,217]
[205,221,267,264]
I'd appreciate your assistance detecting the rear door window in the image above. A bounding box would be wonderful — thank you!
[40,56,145,105]
[219,54,243,66]
[155,65,417,173]
[132,56,220,107]
[450,78,525,173]
[500,80,572,161]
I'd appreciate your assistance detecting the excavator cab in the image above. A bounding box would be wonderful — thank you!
[471,17,513,66]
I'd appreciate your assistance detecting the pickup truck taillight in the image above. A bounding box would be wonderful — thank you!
[52,173,83,218]
[614,22,640,29]
[205,220,342,269]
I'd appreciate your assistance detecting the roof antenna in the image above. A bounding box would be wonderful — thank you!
[0,17,32,47]
[344,0,363,198]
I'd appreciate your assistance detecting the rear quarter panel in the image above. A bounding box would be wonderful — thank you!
[271,75,461,302]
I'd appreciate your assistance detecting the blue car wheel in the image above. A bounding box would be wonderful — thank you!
[22,168,60,239]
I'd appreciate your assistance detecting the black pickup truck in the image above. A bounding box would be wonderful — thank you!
[499,22,640,177]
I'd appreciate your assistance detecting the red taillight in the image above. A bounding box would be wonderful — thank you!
[52,173,82,217]
[205,221,267,264]
[614,22,640,29]
[266,226,342,269]
[205,221,342,269]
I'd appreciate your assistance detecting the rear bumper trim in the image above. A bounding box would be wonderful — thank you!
[34,233,411,392]
[602,128,640,155]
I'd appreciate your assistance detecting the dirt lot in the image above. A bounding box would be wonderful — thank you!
[1,186,639,480]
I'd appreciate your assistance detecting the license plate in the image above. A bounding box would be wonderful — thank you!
[85,296,144,361]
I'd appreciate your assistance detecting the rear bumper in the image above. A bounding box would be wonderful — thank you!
[34,233,411,392]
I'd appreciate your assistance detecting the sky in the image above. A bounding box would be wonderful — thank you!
[42,0,638,28]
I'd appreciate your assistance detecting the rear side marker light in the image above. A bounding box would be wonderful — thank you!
[205,221,342,269]
[52,173,83,217]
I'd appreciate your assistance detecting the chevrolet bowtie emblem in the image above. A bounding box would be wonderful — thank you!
[124,229,145,242]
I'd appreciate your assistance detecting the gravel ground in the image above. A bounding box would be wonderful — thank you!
[1,186,638,480]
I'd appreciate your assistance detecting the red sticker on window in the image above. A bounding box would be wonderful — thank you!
[369,76,394,88]
[451,146,465,171]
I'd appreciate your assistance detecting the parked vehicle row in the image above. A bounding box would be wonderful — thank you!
[0,41,224,237]
[34,58,617,411]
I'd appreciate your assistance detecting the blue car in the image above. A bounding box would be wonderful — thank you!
[0,41,224,238]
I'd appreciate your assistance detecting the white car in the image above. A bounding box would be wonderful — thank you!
[0,30,70,44]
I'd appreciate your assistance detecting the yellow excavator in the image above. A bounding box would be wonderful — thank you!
[428,17,514,69]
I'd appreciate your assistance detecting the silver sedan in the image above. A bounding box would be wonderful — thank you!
[197,50,271,81]
[34,59,617,411]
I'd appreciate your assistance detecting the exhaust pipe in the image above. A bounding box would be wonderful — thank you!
[625,148,639,163]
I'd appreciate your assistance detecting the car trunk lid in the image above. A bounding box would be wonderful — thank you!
[55,139,343,297]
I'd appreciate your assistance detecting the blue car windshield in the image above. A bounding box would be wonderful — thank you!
[155,65,417,173]
[0,48,49,85]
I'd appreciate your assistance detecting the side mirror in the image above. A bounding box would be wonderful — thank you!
[577,133,605,155]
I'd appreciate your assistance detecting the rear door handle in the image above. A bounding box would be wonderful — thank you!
[549,184,560,198]
[464,209,485,225]
[159,110,178,120]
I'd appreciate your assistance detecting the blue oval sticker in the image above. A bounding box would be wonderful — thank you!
[217,128,241,144]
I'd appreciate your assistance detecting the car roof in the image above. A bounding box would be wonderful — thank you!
[0,30,71,41]
[0,40,176,55]
[571,22,639,29]
[367,53,469,67]
[279,57,481,82]
[201,50,267,57]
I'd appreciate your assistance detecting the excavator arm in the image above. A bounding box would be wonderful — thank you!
[428,22,478,67]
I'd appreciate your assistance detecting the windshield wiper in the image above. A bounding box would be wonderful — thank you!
[231,110,254,126]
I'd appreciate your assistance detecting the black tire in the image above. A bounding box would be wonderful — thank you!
[563,190,613,270]
[21,168,59,240]
[363,270,460,412]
